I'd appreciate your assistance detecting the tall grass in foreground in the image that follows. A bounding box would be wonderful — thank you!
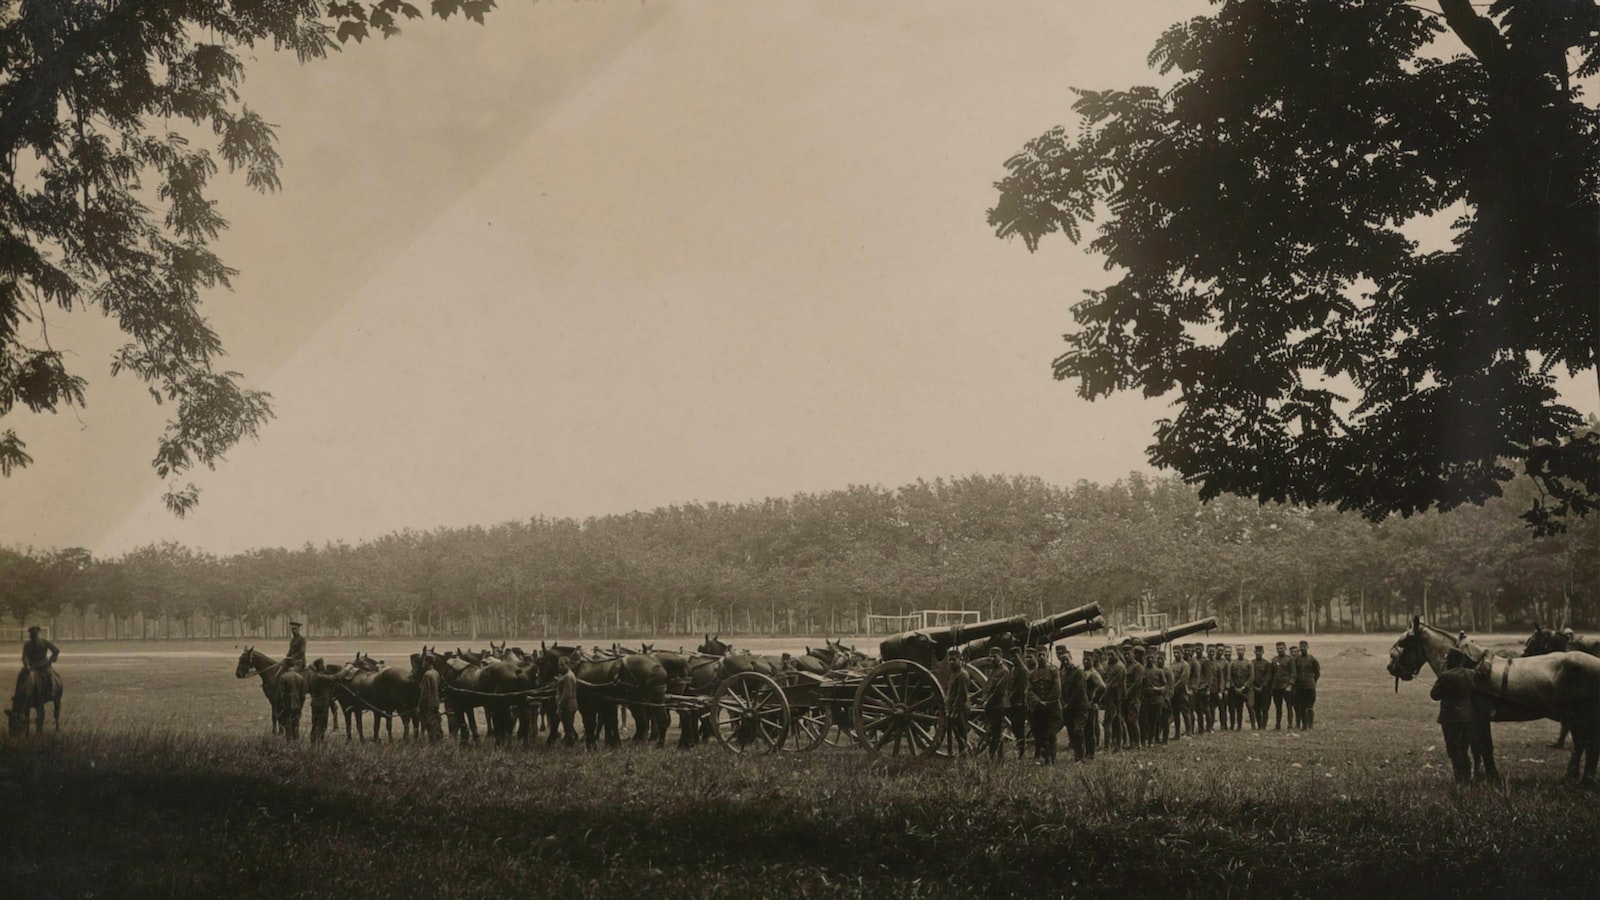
[2,727,1595,899]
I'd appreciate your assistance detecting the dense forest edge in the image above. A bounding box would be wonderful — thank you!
[3,469,1596,642]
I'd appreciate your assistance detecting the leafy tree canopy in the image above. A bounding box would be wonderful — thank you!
[989,0,1600,532]
[0,0,497,513]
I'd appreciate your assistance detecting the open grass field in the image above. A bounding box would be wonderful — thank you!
[3,633,1597,898]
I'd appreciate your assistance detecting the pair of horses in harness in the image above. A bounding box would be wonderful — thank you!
[1388,617,1600,784]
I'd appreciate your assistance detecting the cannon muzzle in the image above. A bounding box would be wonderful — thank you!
[879,615,1030,666]
[1026,603,1101,645]
[1043,616,1106,644]
[1115,616,1219,649]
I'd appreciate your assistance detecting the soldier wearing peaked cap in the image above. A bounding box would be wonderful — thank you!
[1227,645,1252,731]
[1268,641,1294,730]
[286,621,307,672]
[1123,645,1145,750]
[1249,645,1271,730]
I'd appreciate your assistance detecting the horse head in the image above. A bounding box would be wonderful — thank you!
[235,646,257,679]
[1387,617,1434,689]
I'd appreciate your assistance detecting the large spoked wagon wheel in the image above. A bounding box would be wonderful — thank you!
[712,671,790,753]
[853,660,947,758]
[782,703,832,752]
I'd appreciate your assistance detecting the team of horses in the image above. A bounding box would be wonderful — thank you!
[1388,617,1600,784]
[233,635,873,751]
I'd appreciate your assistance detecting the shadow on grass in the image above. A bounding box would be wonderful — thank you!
[0,731,1594,898]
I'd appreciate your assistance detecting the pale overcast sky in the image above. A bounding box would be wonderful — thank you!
[0,1,1592,556]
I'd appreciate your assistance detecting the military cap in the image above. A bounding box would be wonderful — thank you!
[27,625,40,633]
[290,621,303,628]
[1254,645,1264,652]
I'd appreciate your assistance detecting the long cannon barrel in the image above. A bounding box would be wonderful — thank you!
[1042,616,1106,644]
[1025,603,1101,645]
[1106,616,1219,650]
[965,604,1104,657]
[879,615,1030,666]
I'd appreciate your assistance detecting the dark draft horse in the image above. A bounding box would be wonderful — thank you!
[6,666,64,736]
[534,644,669,749]
[1389,617,1600,784]
[236,646,293,735]
[1524,626,1600,748]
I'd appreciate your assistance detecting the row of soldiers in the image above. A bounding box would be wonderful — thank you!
[949,639,1322,763]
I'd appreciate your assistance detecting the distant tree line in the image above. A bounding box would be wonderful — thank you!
[1,472,1595,642]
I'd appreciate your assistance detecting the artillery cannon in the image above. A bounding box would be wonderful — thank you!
[1102,616,1219,657]
[877,614,1030,666]
[1041,615,1107,645]
[963,603,1102,656]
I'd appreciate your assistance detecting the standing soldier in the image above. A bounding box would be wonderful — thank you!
[1431,648,1477,783]
[286,621,307,672]
[306,659,337,743]
[555,656,580,746]
[1101,646,1126,752]
[1167,645,1189,741]
[984,646,1013,761]
[1026,647,1063,764]
[1146,651,1172,745]
[1058,647,1088,762]
[1286,645,1303,728]
[945,649,972,755]
[1123,646,1145,751]
[1227,645,1252,731]
[1294,640,1321,729]
[1193,645,1213,733]
[1249,645,1271,730]
[1083,650,1105,760]
[1209,645,1227,729]
[1008,646,1030,759]
[416,657,443,742]
[1268,642,1294,730]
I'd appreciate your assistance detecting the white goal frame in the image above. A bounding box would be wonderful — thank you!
[865,609,981,636]
[0,625,51,643]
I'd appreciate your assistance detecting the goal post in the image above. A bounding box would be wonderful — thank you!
[0,625,50,643]
[865,609,981,636]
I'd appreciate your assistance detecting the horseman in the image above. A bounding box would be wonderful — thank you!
[16,625,59,694]
[286,622,307,671]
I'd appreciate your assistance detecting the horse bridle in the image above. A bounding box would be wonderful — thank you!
[237,654,285,680]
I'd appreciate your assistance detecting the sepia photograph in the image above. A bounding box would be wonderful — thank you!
[2,0,1598,896]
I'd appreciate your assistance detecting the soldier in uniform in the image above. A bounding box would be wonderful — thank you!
[1058,647,1088,762]
[1008,646,1031,758]
[946,649,972,755]
[1294,640,1321,729]
[1209,645,1227,729]
[1145,651,1172,745]
[1431,648,1477,783]
[555,656,580,746]
[1249,645,1271,730]
[1083,650,1105,760]
[286,621,307,672]
[1232,645,1255,731]
[1026,647,1062,764]
[1193,645,1213,733]
[1101,646,1126,752]
[1267,642,1293,729]
[1123,645,1145,750]
[984,646,1013,760]
[16,625,60,697]
[306,659,338,743]
[1168,644,1190,741]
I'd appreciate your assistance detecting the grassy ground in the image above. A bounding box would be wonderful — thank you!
[3,638,1595,898]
